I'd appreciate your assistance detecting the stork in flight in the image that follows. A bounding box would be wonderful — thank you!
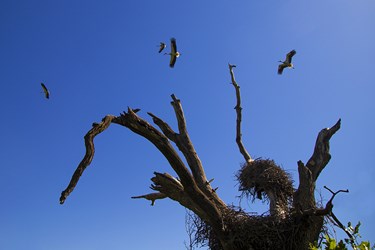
[158,42,166,53]
[278,50,296,75]
[165,38,180,68]
[40,83,50,99]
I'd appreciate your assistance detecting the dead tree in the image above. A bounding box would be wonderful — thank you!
[60,65,344,249]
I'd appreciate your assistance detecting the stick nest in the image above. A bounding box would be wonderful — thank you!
[191,206,305,250]
[236,158,294,203]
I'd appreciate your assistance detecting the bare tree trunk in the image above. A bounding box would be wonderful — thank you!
[60,66,344,250]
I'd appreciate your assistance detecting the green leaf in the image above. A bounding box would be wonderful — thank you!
[357,241,370,250]
[309,243,319,250]
[337,240,347,250]
[327,237,337,250]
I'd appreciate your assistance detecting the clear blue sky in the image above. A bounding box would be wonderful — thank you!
[0,1,374,249]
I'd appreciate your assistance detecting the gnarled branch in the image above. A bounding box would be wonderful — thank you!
[228,64,252,164]
[315,186,349,216]
[60,115,115,204]
[294,119,341,211]
[306,119,341,181]
[60,97,226,238]
[170,95,209,188]
[316,186,354,246]
[113,107,195,187]
[149,96,226,209]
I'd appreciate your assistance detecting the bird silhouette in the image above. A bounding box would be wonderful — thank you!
[40,83,50,99]
[164,38,180,68]
[278,50,296,75]
[158,42,166,53]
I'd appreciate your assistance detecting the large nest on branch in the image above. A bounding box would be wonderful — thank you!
[236,158,294,203]
[190,206,307,250]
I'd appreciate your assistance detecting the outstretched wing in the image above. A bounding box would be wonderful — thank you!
[278,64,286,75]
[170,38,177,54]
[170,55,177,68]
[169,38,178,68]
[285,50,296,64]
[41,83,50,99]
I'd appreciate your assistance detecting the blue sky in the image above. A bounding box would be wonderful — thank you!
[0,0,374,249]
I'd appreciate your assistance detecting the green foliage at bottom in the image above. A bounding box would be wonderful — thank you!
[309,222,374,250]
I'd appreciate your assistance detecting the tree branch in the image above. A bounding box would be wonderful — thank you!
[228,63,252,164]
[60,103,225,235]
[315,186,349,216]
[306,119,341,181]
[120,106,228,235]
[148,112,177,142]
[167,95,226,209]
[151,172,184,192]
[131,192,168,206]
[113,107,195,186]
[60,115,115,204]
[329,212,355,246]
[323,185,349,203]
[293,119,341,211]
[150,172,208,221]
[169,95,208,186]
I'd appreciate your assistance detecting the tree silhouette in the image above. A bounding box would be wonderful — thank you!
[60,65,344,250]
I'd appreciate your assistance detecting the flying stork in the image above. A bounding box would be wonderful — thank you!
[158,42,166,53]
[41,83,50,99]
[278,50,296,75]
[165,38,180,68]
